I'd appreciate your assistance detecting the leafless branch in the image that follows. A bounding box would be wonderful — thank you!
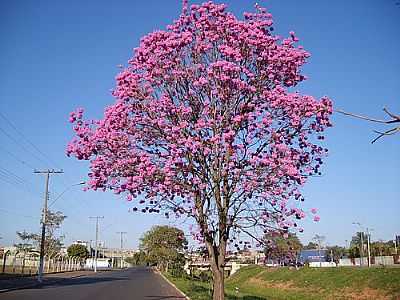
[336,107,400,143]
[371,127,400,144]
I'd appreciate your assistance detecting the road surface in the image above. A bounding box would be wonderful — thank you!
[0,267,186,300]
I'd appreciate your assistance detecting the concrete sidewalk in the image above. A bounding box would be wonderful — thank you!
[0,270,94,293]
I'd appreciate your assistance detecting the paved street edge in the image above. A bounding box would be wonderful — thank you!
[154,269,191,300]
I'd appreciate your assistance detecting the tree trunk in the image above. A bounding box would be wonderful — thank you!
[212,268,225,300]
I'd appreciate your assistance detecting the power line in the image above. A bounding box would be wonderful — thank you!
[0,112,73,188]
[0,145,35,169]
[0,165,36,191]
[0,208,36,219]
[0,126,48,167]
[0,165,42,197]
[0,112,80,191]
[0,168,26,186]
[0,173,37,196]
[0,111,58,167]
[0,112,91,219]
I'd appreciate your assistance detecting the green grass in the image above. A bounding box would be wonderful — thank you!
[165,265,400,300]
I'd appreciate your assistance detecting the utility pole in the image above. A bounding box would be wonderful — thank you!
[117,232,127,268]
[90,216,104,272]
[34,169,63,283]
[366,228,372,267]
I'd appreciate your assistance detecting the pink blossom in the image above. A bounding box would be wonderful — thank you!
[67,0,332,275]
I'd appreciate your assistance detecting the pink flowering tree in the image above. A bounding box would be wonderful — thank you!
[67,2,332,299]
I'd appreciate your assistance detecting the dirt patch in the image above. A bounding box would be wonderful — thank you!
[335,287,394,300]
[247,277,395,300]
[247,277,303,292]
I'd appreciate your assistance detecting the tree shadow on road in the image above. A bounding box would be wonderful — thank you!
[28,276,130,290]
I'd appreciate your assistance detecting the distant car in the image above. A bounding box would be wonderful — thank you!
[264,263,279,267]
[284,261,303,267]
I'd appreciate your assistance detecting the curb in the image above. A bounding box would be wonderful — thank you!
[153,269,191,300]
[0,273,87,294]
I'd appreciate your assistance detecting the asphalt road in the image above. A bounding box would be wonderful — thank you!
[0,267,186,300]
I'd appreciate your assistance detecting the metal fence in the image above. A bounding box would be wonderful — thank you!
[1,250,84,275]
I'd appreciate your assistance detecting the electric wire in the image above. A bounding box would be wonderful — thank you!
[0,165,41,195]
[0,126,48,167]
[0,111,89,210]
[0,112,58,167]
[0,208,36,219]
[0,145,36,169]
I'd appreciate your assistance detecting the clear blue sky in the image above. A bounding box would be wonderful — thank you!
[0,0,399,249]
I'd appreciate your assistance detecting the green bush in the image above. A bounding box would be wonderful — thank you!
[198,270,212,282]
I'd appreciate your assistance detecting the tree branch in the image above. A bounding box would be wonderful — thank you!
[336,107,400,143]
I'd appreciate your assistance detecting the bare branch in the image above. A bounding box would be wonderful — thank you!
[335,109,388,124]
[383,107,400,121]
[336,107,400,143]
[371,127,400,144]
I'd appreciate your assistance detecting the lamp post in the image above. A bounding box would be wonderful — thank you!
[352,222,364,266]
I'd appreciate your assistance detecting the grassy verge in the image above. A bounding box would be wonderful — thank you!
[165,265,400,300]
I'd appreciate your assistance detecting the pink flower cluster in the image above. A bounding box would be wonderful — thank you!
[67,1,332,246]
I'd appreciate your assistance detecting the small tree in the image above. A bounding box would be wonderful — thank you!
[349,246,361,259]
[125,251,148,265]
[15,210,66,257]
[67,2,332,299]
[326,245,347,263]
[67,244,89,259]
[371,240,393,257]
[140,225,187,272]
[264,233,302,265]
[303,242,319,250]
[15,231,36,254]
[350,232,367,259]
